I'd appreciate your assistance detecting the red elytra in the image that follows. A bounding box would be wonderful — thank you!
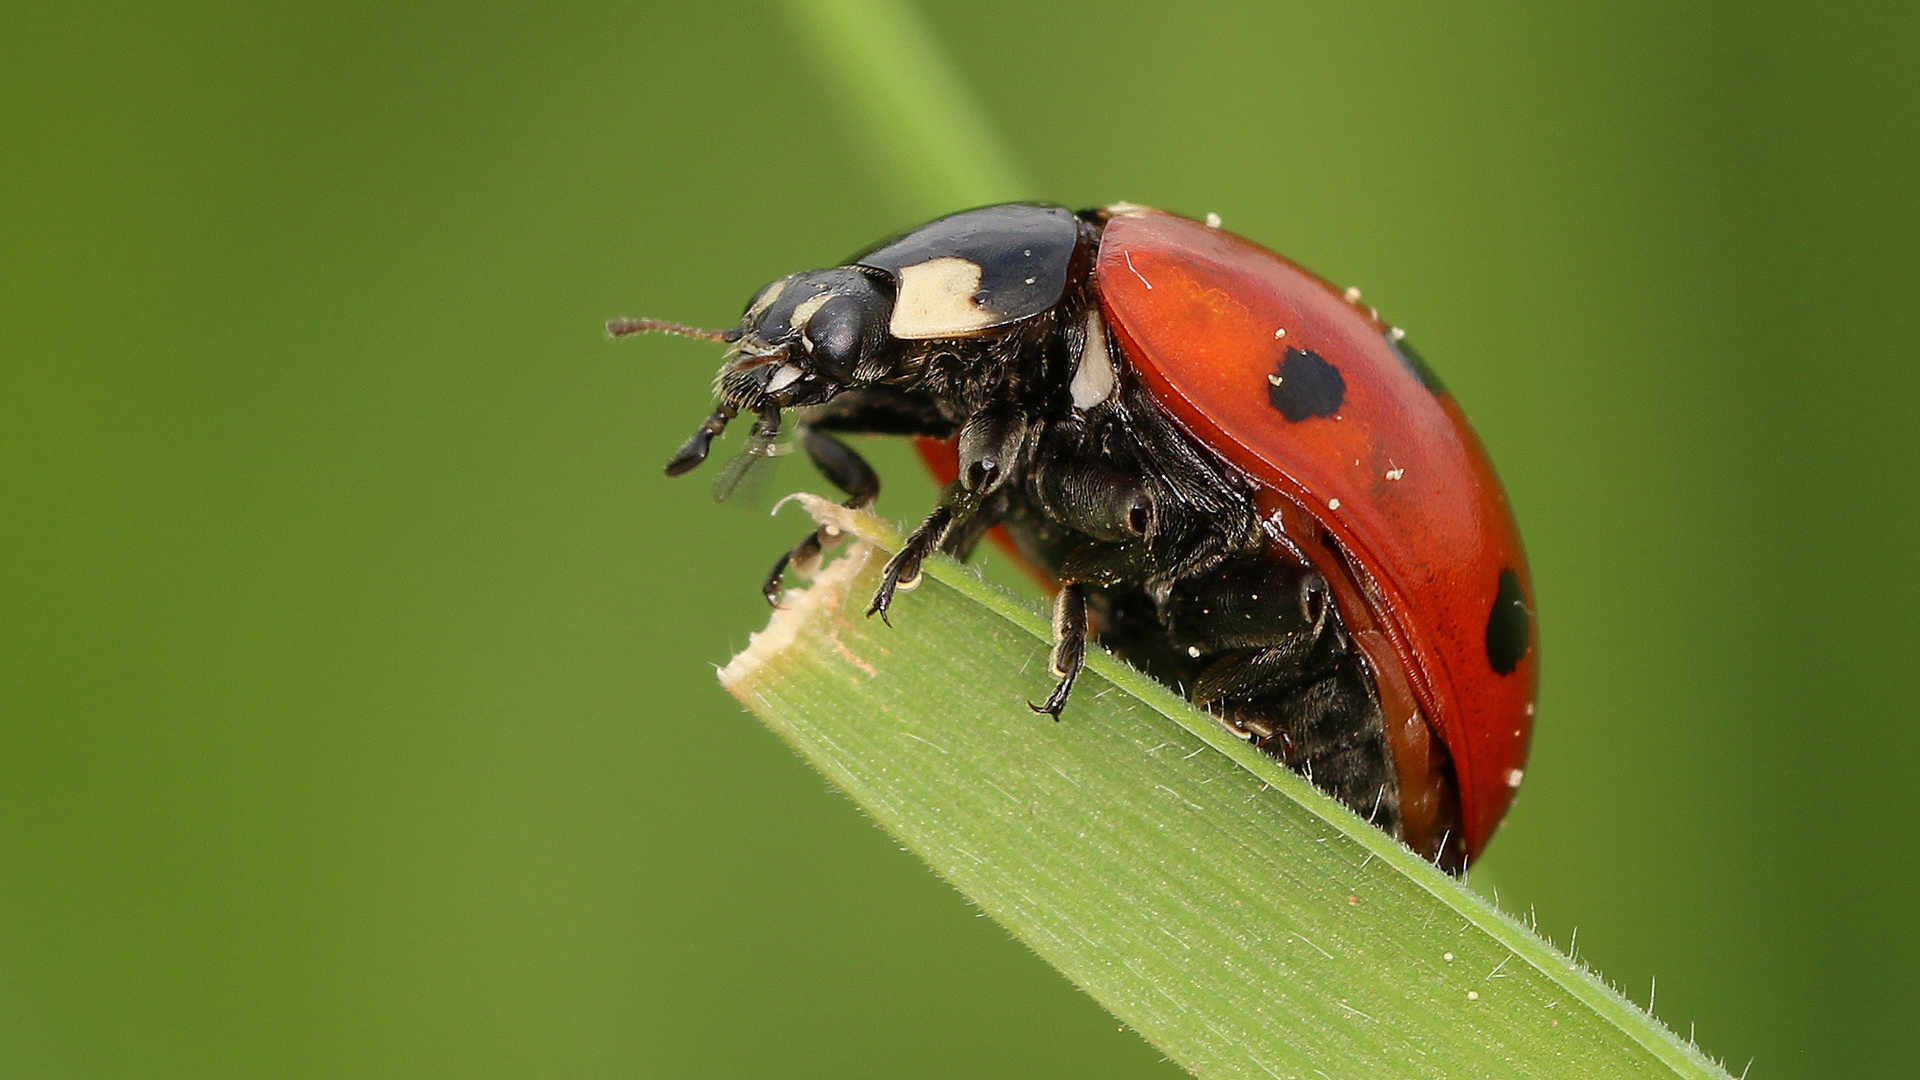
[1094,208,1535,860]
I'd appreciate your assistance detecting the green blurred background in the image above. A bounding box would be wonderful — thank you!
[3,1,1916,1076]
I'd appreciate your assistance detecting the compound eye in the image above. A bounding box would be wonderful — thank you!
[801,296,864,380]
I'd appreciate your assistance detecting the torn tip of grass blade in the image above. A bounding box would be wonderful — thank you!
[718,494,1731,1080]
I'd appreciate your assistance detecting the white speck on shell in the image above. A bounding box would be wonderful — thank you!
[1328,498,1342,511]
[1205,212,1222,229]
[1385,468,1405,481]
[1506,768,1525,788]
[1187,646,1202,658]
[1273,327,1287,339]
[1343,286,1362,303]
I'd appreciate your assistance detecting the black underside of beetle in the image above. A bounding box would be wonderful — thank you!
[660,205,1416,851]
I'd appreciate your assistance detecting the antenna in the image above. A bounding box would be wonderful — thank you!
[605,317,739,343]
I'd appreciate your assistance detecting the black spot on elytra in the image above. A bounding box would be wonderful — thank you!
[1268,348,1345,421]
[1485,568,1530,675]
[1386,333,1446,395]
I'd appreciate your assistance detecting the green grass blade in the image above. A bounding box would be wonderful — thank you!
[776,0,1030,209]
[721,498,1732,1080]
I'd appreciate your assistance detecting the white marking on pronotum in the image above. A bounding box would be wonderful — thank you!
[1385,467,1405,481]
[1343,286,1362,303]
[1070,308,1117,409]
[1273,326,1287,339]
[1122,250,1153,290]
[1205,211,1222,229]
[1506,767,1525,788]
[1328,498,1342,511]
[766,364,804,392]
[890,257,993,339]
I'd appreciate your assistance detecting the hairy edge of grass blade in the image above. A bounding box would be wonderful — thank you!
[717,496,1732,1080]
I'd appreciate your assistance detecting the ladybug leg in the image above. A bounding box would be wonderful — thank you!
[664,405,737,476]
[808,389,954,439]
[1190,641,1322,714]
[762,426,880,605]
[867,503,954,624]
[759,388,957,605]
[868,405,1027,621]
[937,485,1014,561]
[1024,542,1137,718]
[1198,647,1399,836]
[1030,583,1088,718]
[1165,560,1401,835]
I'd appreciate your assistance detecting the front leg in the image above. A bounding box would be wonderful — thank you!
[763,426,880,604]
[762,388,955,605]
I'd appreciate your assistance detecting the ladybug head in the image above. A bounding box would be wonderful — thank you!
[615,267,900,478]
[711,268,895,412]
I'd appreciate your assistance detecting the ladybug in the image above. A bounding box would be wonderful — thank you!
[619,203,1535,870]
